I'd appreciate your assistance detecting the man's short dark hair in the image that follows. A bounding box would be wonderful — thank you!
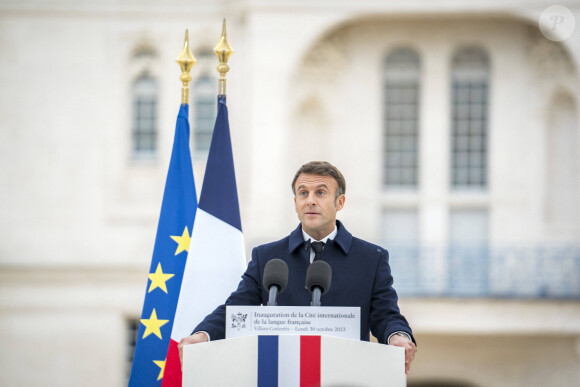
[291,161,346,199]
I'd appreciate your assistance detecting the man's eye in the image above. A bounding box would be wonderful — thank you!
[299,191,307,196]
[318,191,325,196]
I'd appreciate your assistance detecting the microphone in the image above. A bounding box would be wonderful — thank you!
[305,260,332,307]
[263,259,289,306]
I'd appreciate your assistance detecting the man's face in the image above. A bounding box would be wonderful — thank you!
[293,173,345,240]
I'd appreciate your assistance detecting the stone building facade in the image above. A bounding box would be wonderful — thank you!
[1,1,579,385]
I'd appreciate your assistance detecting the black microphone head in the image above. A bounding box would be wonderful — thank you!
[263,258,289,294]
[305,260,332,295]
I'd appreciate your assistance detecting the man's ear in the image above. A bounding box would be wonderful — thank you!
[335,194,345,211]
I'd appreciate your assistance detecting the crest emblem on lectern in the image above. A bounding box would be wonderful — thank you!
[230,312,248,330]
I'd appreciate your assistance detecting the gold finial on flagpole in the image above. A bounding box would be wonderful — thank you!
[176,29,197,105]
[214,19,234,96]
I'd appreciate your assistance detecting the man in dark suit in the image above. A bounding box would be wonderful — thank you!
[179,161,417,373]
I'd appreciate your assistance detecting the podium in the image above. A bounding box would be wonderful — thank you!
[183,335,406,386]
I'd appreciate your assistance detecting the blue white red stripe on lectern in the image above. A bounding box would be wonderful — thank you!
[257,336,322,387]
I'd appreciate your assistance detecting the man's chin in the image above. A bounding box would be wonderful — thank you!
[302,221,330,236]
[302,222,317,229]
[301,221,319,231]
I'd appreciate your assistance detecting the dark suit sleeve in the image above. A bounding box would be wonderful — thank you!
[369,249,416,344]
[192,247,264,340]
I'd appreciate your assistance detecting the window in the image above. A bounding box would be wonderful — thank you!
[126,317,139,382]
[190,48,218,158]
[383,48,421,188]
[193,75,216,156]
[451,47,489,189]
[131,73,158,159]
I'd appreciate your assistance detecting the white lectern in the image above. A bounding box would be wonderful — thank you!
[183,335,405,386]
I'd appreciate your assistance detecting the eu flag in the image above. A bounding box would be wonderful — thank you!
[129,104,197,386]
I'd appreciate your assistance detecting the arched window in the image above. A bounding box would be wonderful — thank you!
[131,73,158,159]
[450,47,490,189]
[383,48,421,188]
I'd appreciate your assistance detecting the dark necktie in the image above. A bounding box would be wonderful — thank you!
[311,241,325,261]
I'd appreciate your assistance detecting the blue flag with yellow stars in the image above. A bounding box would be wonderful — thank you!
[128,104,197,386]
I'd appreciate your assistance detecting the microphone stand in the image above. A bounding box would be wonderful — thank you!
[311,287,322,306]
[267,286,279,306]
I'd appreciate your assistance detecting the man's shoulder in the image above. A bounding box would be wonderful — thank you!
[252,232,296,258]
[350,235,388,256]
[334,221,387,257]
[255,235,291,251]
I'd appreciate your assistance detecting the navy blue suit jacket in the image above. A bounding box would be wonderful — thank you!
[194,221,415,344]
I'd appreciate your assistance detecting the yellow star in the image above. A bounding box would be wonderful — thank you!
[153,359,165,381]
[140,309,169,340]
[148,263,174,293]
[170,226,191,255]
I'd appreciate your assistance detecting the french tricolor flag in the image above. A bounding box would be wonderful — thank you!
[162,95,246,386]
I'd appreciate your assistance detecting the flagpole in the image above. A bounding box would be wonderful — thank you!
[176,29,197,105]
[214,19,234,96]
